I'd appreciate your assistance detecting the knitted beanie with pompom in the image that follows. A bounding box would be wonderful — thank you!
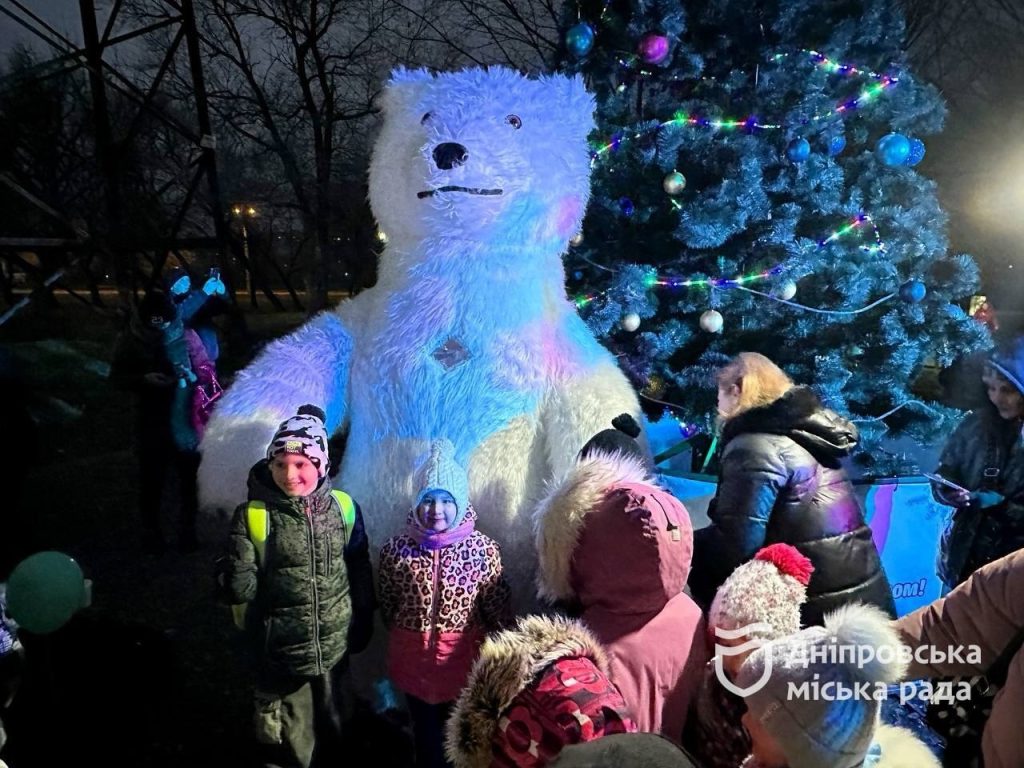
[710,543,813,642]
[736,603,908,768]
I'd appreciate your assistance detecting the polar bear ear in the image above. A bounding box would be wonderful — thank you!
[377,67,435,117]
[541,72,596,139]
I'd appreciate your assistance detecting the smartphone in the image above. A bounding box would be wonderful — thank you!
[923,472,969,495]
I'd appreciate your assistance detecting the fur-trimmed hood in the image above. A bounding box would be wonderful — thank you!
[445,615,610,768]
[721,386,858,466]
[533,452,692,613]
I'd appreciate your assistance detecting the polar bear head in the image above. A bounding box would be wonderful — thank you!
[369,67,596,252]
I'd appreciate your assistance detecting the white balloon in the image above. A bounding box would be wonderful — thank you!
[621,313,641,332]
[700,309,723,333]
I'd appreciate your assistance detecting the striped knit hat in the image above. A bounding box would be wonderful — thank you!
[266,404,330,478]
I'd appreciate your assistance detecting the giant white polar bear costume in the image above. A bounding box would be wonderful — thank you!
[198,66,642,603]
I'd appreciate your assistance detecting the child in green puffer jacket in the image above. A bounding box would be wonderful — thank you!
[217,404,375,768]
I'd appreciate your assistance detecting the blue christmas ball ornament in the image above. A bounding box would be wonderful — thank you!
[876,133,911,166]
[899,279,927,303]
[619,197,635,216]
[905,138,926,166]
[573,270,583,280]
[786,138,811,163]
[565,22,595,58]
[828,134,846,156]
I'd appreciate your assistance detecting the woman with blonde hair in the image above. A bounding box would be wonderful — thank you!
[689,353,894,626]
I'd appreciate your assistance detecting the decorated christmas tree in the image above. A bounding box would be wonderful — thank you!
[562,0,990,471]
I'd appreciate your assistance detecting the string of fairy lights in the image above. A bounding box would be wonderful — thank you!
[565,31,931,442]
[591,49,901,160]
[573,212,891,313]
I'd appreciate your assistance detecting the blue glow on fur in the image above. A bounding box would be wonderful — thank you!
[199,67,643,610]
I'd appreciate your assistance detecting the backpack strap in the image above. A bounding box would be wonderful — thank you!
[231,494,353,630]
[231,500,269,630]
[330,489,356,546]
[246,500,270,566]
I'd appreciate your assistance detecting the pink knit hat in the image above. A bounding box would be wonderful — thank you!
[709,544,813,641]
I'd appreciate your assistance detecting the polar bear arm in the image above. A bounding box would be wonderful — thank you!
[197,311,353,513]
[542,361,646,480]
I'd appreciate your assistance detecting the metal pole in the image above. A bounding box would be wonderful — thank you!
[179,0,232,280]
[79,0,130,301]
[242,221,257,308]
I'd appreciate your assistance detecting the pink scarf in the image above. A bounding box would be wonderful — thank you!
[405,515,475,551]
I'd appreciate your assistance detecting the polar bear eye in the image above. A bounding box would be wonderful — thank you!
[421,112,433,125]
[505,114,522,129]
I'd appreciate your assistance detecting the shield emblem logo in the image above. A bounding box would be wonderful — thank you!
[714,623,774,697]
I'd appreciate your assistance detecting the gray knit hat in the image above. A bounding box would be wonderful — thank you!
[414,439,470,525]
[736,603,907,768]
[266,404,330,479]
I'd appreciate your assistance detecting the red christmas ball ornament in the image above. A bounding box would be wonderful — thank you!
[755,543,815,586]
[638,33,670,65]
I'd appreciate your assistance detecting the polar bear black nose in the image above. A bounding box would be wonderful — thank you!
[433,143,469,170]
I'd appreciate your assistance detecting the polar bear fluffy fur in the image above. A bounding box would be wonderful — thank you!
[198,66,642,606]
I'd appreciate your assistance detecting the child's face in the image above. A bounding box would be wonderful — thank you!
[416,489,458,532]
[270,453,320,497]
[742,711,789,767]
[715,632,754,679]
[983,368,1024,420]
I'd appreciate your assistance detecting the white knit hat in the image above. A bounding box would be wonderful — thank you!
[710,543,813,641]
[414,439,470,524]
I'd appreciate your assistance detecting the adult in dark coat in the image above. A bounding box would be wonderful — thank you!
[690,352,895,626]
[933,335,1024,589]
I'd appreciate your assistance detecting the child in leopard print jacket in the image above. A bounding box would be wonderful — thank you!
[379,439,512,768]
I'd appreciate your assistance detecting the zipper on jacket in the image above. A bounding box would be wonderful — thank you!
[428,549,441,651]
[652,495,682,541]
[325,510,332,576]
[306,499,323,674]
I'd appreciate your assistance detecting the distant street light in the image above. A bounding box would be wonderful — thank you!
[230,203,258,305]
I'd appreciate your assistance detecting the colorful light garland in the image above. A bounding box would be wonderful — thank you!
[818,213,887,253]
[572,212,885,309]
[590,50,900,160]
[573,265,784,308]
[774,49,896,82]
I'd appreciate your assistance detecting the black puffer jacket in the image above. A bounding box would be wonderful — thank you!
[691,387,895,625]
[220,461,375,677]
[933,408,1024,587]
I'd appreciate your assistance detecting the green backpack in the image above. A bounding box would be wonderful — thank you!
[230,489,356,629]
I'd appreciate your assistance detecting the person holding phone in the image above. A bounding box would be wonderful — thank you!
[933,335,1024,590]
[162,265,227,361]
